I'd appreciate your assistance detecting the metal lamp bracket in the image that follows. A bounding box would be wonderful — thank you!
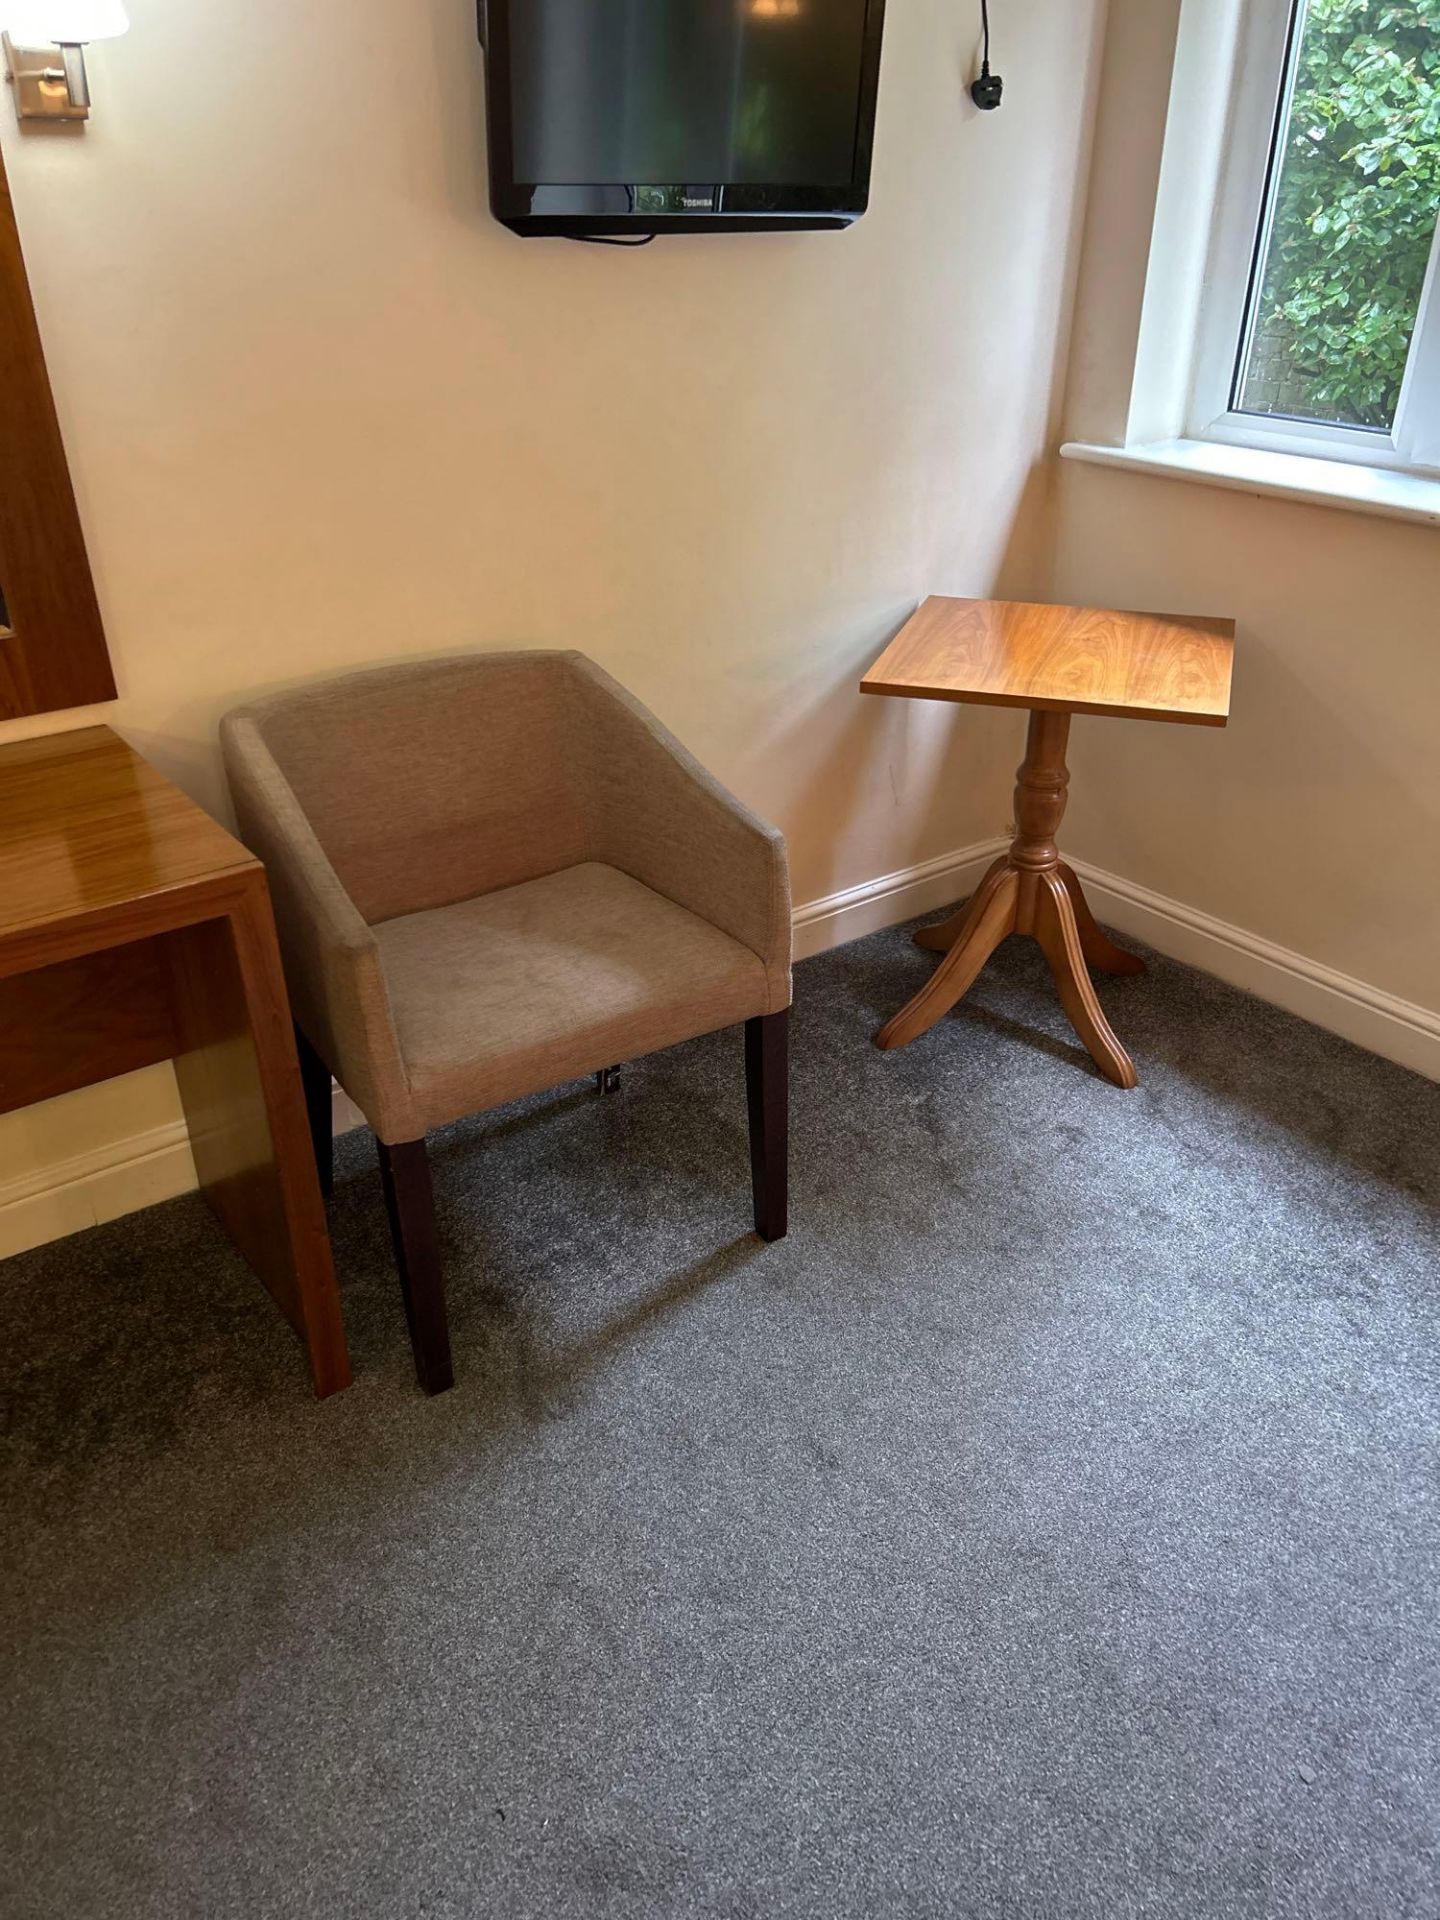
[4,34,91,121]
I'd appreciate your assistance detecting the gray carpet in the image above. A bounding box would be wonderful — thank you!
[3,911,1438,1920]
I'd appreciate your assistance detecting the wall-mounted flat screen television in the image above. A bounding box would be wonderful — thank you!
[479,0,888,237]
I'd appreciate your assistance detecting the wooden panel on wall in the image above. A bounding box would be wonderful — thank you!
[0,138,116,718]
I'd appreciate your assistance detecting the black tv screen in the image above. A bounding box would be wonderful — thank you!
[480,0,888,236]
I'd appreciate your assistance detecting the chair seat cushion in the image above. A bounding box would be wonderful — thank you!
[373,862,770,1134]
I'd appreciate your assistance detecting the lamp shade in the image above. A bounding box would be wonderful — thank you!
[5,0,127,42]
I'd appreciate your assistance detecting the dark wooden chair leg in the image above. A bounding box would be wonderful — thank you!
[745,1009,788,1243]
[294,1023,334,1201]
[377,1136,455,1395]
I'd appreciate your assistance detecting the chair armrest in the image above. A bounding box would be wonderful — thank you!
[572,660,792,1011]
[220,712,413,1137]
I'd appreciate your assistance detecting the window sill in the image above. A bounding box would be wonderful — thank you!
[1059,437,1440,528]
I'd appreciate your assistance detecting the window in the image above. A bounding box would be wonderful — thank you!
[1192,0,1440,474]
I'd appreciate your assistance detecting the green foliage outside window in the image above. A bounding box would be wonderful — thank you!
[1240,0,1440,428]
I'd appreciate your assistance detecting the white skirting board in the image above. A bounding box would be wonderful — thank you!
[791,838,1008,961]
[4,842,1436,1257]
[332,1083,367,1138]
[796,838,1440,1082]
[0,1119,198,1260]
[1064,856,1440,1084]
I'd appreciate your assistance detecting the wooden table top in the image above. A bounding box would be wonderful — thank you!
[0,726,254,944]
[862,597,1235,726]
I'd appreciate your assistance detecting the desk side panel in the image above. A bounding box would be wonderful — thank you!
[0,938,180,1113]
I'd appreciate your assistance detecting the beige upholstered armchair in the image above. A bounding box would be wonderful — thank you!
[221,650,792,1394]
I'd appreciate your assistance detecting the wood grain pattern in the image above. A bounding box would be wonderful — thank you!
[865,597,1234,1084]
[0,728,252,950]
[169,879,348,1386]
[0,937,179,1111]
[0,726,350,1397]
[861,597,1235,727]
[0,141,116,719]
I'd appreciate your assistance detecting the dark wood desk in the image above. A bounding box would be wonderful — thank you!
[0,726,350,1395]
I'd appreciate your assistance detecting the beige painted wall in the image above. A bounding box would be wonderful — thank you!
[1051,0,1440,1016]
[0,0,1107,1234]
[1052,471,1440,1011]
[0,0,1108,882]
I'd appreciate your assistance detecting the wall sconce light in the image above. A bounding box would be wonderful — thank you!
[3,1,128,123]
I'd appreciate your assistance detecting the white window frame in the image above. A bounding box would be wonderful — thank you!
[1190,0,1440,476]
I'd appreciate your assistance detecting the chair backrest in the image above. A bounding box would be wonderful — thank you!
[237,650,599,924]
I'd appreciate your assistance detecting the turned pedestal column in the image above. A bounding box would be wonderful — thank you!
[860,597,1235,1089]
[874,708,1144,1085]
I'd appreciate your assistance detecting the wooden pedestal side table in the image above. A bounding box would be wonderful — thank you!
[0,727,350,1395]
[861,598,1235,1089]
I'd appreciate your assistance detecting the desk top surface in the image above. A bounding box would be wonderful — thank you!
[862,597,1235,726]
[0,726,253,944]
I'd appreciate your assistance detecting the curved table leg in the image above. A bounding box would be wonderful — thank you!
[875,866,1019,1051]
[1057,862,1146,977]
[1033,870,1138,1088]
[914,855,1011,953]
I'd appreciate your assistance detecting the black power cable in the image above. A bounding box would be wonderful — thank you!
[972,0,1004,111]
